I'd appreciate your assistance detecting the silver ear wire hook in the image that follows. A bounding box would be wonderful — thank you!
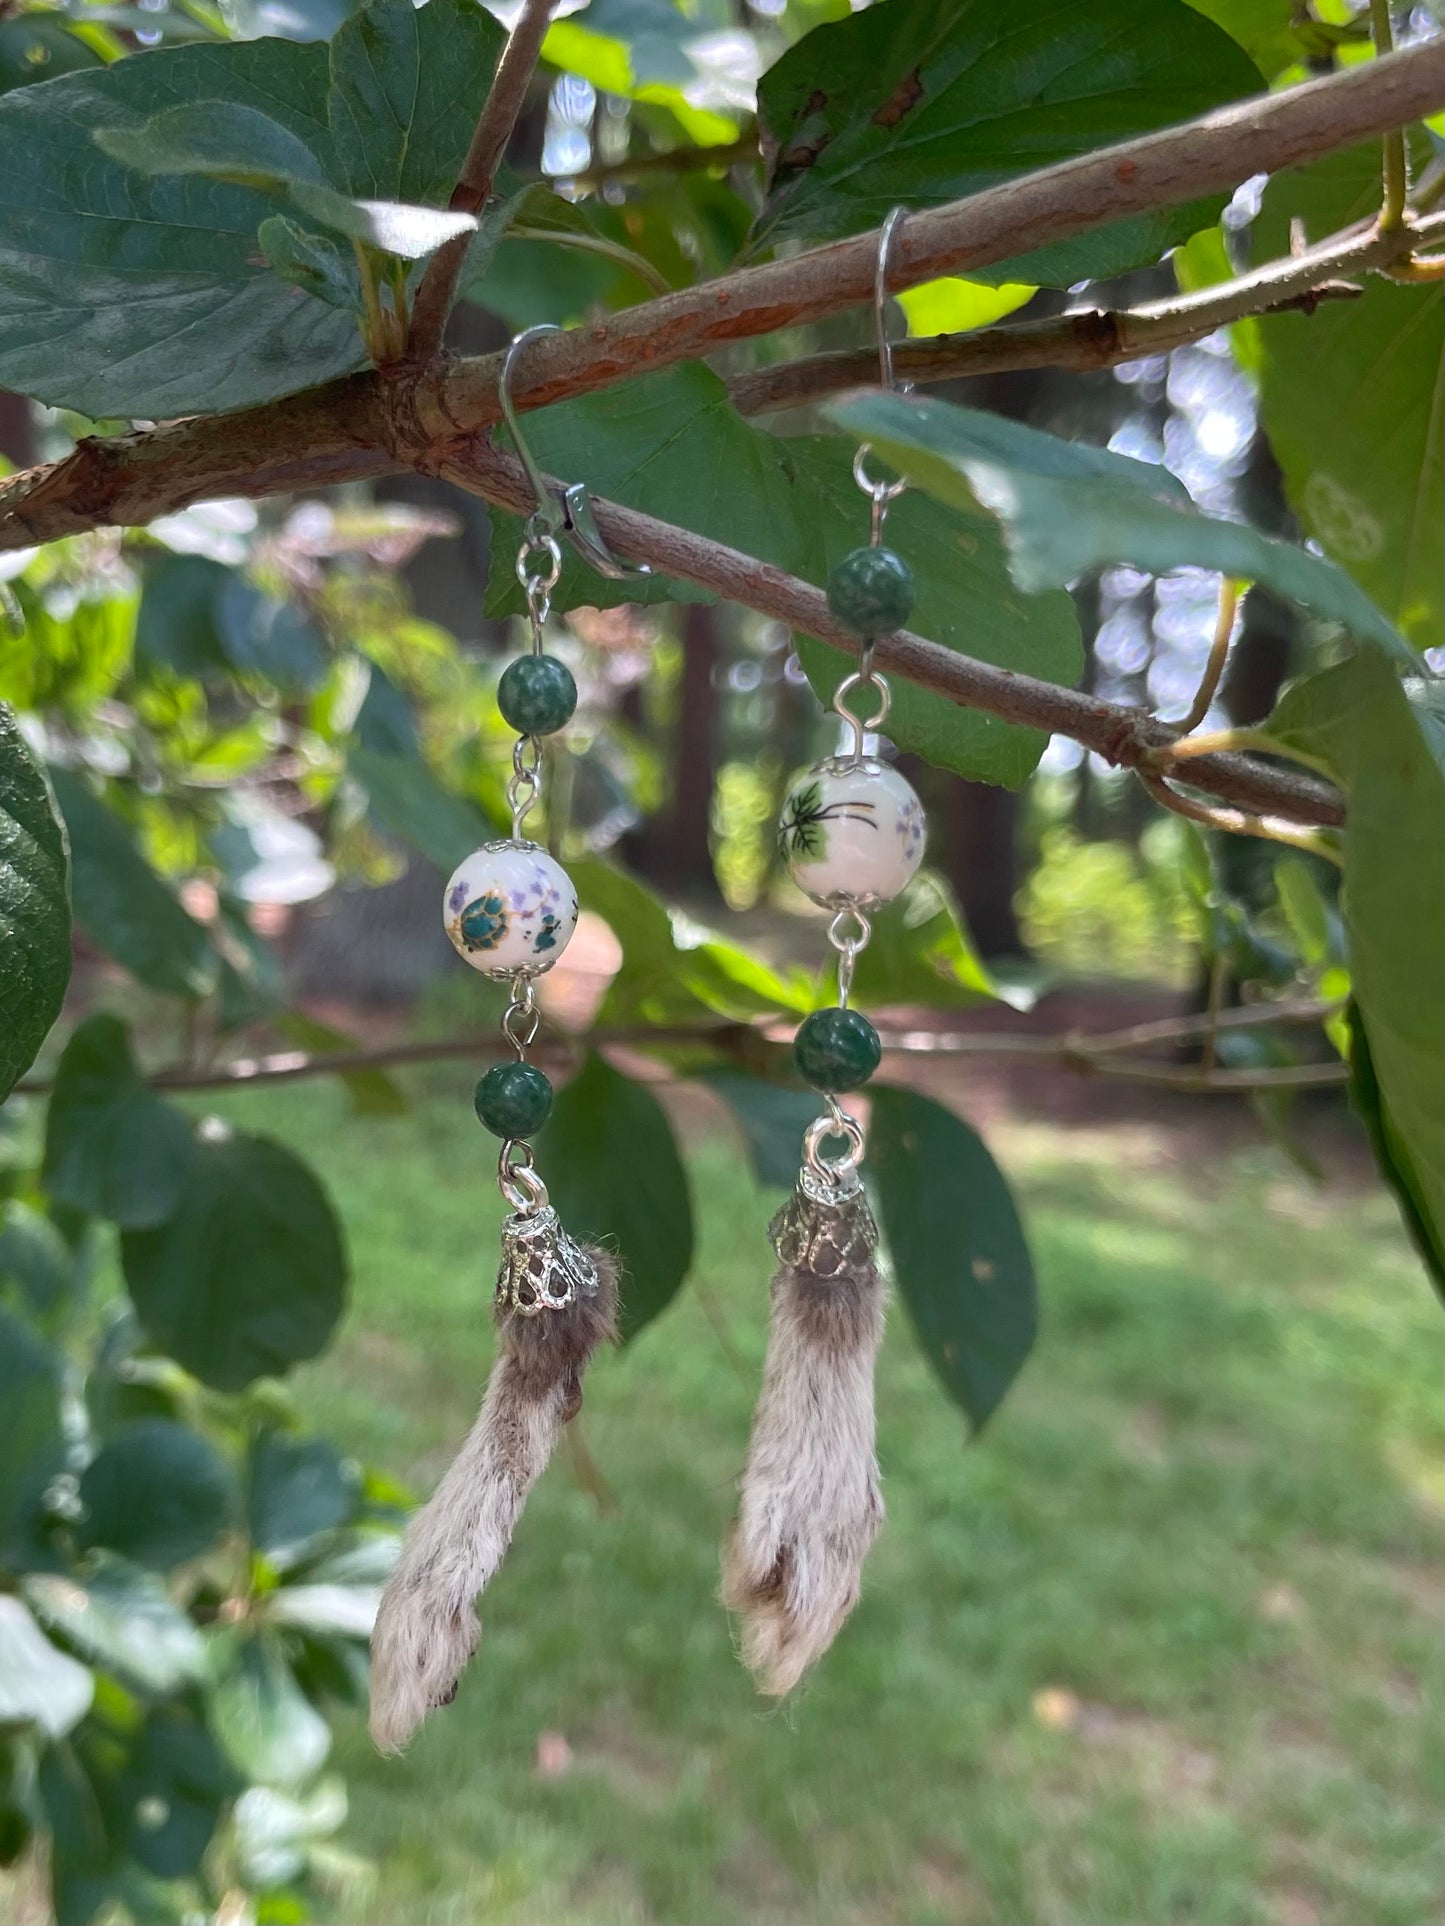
[874,206,908,394]
[499,323,652,582]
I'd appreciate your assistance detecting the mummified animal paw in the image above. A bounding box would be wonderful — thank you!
[721,1257,886,1695]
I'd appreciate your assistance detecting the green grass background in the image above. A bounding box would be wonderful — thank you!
[198,1069,1445,1926]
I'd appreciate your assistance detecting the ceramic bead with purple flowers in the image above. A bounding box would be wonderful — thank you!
[444,840,580,977]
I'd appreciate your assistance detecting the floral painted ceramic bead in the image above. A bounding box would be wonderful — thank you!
[443,840,579,977]
[778,756,926,909]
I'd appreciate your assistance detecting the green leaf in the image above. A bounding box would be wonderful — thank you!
[1259,652,1444,1281]
[897,278,1035,336]
[24,1558,206,1695]
[0,1596,93,1740]
[0,16,103,95]
[1185,0,1365,76]
[545,1053,693,1343]
[698,1070,817,1190]
[278,1012,410,1118]
[48,769,218,1001]
[134,555,232,680]
[350,747,496,873]
[0,0,502,416]
[248,1430,360,1560]
[575,858,811,1026]
[207,1628,331,1788]
[43,1014,197,1229]
[258,215,358,309]
[0,1200,77,1323]
[121,1128,349,1392]
[827,388,1409,659]
[753,0,1260,278]
[78,1419,237,1570]
[487,365,1081,786]
[216,578,330,691]
[288,181,477,258]
[94,98,331,188]
[115,1708,233,1880]
[0,704,70,1103]
[847,871,996,1010]
[869,1086,1037,1430]
[0,1301,64,1561]
[1347,999,1442,1293]
[1250,146,1443,651]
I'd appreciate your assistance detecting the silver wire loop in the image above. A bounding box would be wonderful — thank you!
[501,977,541,1057]
[500,324,652,581]
[498,1138,550,1215]
[507,734,544,839]
[853,206,913,541]
[827,906,872,1008]
[832,667,891,761]
[804,1105,866,1184]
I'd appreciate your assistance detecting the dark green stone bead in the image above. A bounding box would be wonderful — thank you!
[825,546,915,638]
[793,1007,882,1094]
[474,1061,554,1138]
[497,654,577,737]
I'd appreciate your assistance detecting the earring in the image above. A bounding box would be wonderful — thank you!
[722,211,927,1695]
[369,327,651,1752]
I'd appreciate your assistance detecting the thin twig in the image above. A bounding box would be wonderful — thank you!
[15,1000,1347,1098]
[555,134,758,191]
[1138,769,1343,863]
[406,0,558,360]
[1175,579,1242,736]
[1370,0,1410,230]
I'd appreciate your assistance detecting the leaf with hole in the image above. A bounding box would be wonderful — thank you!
[43,1014,196,1229]
[752,0,1260,277]
[545,1053,694,1343]
[0,705,70,1103]
[869,1086,1038,1430]
[122,1128,348,1392]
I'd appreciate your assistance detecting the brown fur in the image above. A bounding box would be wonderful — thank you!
[722,1257,886,1695]
[368,1252,617,1752]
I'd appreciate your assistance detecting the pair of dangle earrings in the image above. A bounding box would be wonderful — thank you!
[370,214,928,1746]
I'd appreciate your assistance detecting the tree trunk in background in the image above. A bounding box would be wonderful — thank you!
[625,600,720,899]
[0,391,34,466]
[942,777,1024,960]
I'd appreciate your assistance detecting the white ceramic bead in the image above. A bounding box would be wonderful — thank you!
[443,841,579,977]
[779,756,926,909]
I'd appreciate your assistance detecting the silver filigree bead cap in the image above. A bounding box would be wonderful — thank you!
[496,1205,600,1315]
[769,1164,879,1279]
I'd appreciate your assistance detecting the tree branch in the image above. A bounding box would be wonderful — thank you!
[437,436,1346,829]
[2,46,1437,552]
[406,0,558,361]
[728,211,1441,416]
[555,134,758,192]
[14,998,1348,1097]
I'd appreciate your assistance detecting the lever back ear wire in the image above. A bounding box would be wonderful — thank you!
[499,322,653,582]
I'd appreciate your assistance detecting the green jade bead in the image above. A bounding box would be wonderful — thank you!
[474,1061,554,1138]
[793,1006,882,1094]
[497,654,578,737]
[825,545,914,638]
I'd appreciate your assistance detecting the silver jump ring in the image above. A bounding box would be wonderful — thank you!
[516,530,562,594]
[852,445,908,504]
[499,1139,550,1214]
[501,982,541,1057]
[804,1108,865,1184]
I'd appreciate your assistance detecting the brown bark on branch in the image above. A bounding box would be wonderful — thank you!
[2,44,1437,554]
[437,437,1346,830]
